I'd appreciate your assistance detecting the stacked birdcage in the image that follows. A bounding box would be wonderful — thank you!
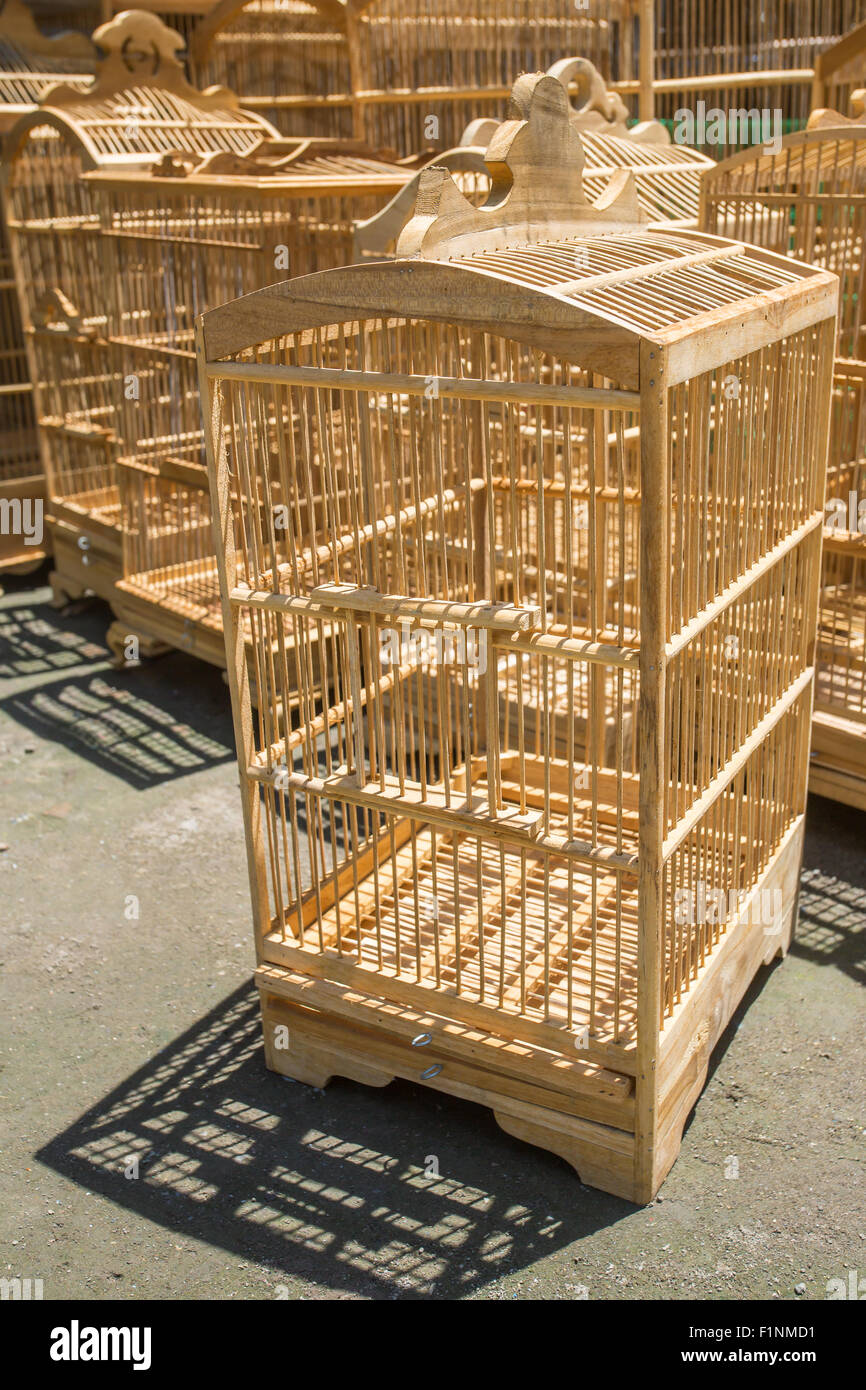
[651,1,866,153]
[700,119,866,809]
[0,0,95,576]
[197,75,837,1200]
[87,135,412,668]
[188,0,352,139]
[2,9,277,604]
[189,0,626,150]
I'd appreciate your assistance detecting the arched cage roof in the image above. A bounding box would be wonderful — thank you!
[200,75,837,386]
[4,8,276,169]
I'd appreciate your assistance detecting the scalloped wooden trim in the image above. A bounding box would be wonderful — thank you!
[807,88,866,129]
[396,73,646,262]
[38,9,240,110]
[545,56,670,146]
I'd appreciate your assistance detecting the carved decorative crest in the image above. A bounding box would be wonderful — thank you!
[396,73,646,261]
[807,89,866,130]
[546,57,670,145]
[38,9,238,110]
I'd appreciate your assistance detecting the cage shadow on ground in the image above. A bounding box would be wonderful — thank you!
[0,584,235,787]
[795,796,866,987]
[36,982,634,1299]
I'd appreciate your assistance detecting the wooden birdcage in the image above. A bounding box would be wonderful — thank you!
[0,0,94,119]
[1,8,277,604]
[187,0,352,140]
[700,122,866,811]
[0,0,95,577]
[649,4,866,154]
[187,0,635,152]
[85,136,412,668]
[354,60,713,260]
[197,75,837,1201]
[94,2,215,41]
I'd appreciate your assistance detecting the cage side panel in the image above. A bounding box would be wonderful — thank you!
[207,316,642,1066]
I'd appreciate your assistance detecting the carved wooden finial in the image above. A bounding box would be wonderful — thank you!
[39,8,238,110]
[396,72,646,261]
[545,57,670,145]
[807,88,866,130]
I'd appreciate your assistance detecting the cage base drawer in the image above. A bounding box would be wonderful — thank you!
[809,707,866,809]
[48,516,121,605]
[255,964,645,1201]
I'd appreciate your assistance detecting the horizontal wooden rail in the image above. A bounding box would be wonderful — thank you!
[231,587,640,668]
[240,70,816,111]
[665,512,824,658]
[661,666,814,861]
[247,762,641,877]
[488,475,640,505]
[237,582,540,632]
[206,361,642,412]
[494,627,640,670]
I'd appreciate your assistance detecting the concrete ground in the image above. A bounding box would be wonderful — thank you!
[1,571,864,1302]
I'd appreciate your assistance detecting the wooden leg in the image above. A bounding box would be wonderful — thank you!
[106,619,171,668]
[49,569,89,609]
[260,993,394,1091]
[493,1108,639,1202]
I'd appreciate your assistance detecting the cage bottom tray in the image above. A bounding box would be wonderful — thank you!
[266,820,641,1052]
[810,703,866,811]
[255,814,803,1203]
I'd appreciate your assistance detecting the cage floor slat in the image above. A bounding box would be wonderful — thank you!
[279,824,640,1049]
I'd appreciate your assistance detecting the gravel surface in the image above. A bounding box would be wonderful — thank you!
[1,574,864,1301]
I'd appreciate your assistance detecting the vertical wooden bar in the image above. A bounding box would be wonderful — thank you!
[635,339,668,1202]
[196,319,270,957]
[638,0,656,123]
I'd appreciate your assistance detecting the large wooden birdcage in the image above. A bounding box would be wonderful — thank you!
[700,122,866,811]
[187,0,636,151]
[197,75,837,1201]
[2,8,277,605]
[87,137,411,669]
[0,0,95,577]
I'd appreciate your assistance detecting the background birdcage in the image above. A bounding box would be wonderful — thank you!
[187,0,629,150]
[651,3,866,155]
[92,138,412,669]
[2,8,278,604]
[0,0,95,576]
[700,122,866,810]
[198,77,838,1201]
